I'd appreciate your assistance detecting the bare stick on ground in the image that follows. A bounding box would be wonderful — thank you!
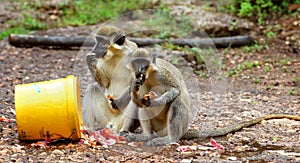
[9,34,255,48]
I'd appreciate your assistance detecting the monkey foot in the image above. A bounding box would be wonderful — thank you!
[141,95,151,107]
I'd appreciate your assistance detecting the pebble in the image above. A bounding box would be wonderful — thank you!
[40,152,47,156]
[11,153,18,158]
[181,151,195,157]
[10,158,17,162]
[44,156,52,162]
[234,146,246,152]
[285,41,290,45]
[181,159,192,163]
[228,156,237,161]
[11,146,22,153]
[286,129,295,134]
[241,137,251,142]
[0,149,8,155]
[52,149,64,155]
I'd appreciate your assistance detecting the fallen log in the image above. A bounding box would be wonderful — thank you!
[9,34,255,48]
[9,34,93,47]
[129,36,255,47]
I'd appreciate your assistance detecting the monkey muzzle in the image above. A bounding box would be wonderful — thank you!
[92,35,110,58]
[136,72,145,82]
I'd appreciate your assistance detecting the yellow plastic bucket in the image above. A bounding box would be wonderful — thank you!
[15,75,82,141]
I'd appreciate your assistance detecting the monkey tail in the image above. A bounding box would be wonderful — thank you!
[82,83,107,131]
[182,114,300,139]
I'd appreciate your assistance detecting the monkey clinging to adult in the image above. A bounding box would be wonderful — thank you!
[82,25,140,132]
[108,48,300,146]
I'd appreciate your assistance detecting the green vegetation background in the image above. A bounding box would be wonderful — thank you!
[2,0,299,40]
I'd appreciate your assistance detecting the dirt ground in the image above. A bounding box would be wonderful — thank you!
[1,1,300,163]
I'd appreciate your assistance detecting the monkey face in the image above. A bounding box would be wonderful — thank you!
[92,35,110,58]
[130,58,150,91]
[131,58,150,81]
[93,34,127,58]
[92,25,137,59]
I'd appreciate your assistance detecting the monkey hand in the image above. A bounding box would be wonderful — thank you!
[107,95,119,109]
[134,79,143,92]
[142,95,151,107]
[142,91,158,107]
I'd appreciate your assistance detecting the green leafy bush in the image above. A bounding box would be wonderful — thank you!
[60,0,150,26]
[1,0,150,40]
[230,0,300,23]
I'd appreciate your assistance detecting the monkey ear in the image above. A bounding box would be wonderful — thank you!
[152,53,157,64]
[151,53,159,70]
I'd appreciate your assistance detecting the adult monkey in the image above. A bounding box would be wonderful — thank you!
[82,25,139,132]
[109,48,300,146]
[108,48,191,146]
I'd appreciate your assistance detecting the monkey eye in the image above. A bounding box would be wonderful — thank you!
[144,65,149,70]
[115,36,125,46]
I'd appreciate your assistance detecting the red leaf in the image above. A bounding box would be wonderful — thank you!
[81,128,125,146]
[99,128,125,142]
[31,141,48,148]
[210,138,224,149]
[45,137,52,143]
[0,117,11,122]
[99,128,116,139]
[177,146,189,152]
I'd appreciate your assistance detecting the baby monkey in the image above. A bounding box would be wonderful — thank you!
[108,48,191,146]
